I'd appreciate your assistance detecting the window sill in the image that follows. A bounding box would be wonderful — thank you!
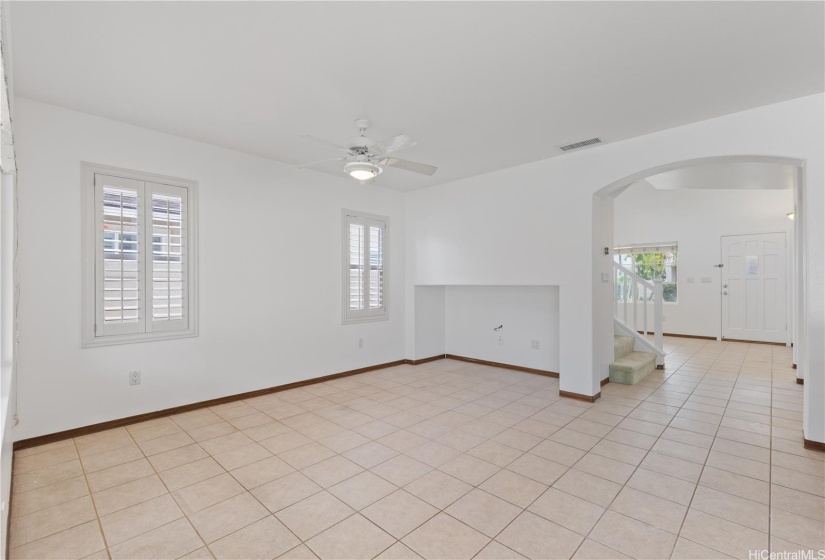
[82,329,198,348]
[342,314,389,325]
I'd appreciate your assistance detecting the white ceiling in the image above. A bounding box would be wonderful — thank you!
[643,162,797,191]
[9,2,824,192]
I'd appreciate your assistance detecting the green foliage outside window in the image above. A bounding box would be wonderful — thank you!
[615,249,677,303]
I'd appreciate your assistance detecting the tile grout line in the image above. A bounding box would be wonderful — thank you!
[373,376,566,558]
[290,375,563,559]
[578,349,705,558]
[7,440,104,557]
[472,354,695,558]
[164,406,319,557]
[81,433,130,560]
[570,341,779,558]
[173,375,493,558]
[79,445,114,560]
[8,341,811,560]
[664,346,737,559]
[134,423,215,558]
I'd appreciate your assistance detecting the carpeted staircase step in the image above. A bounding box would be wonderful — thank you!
[610,351,656,385]
[614,335,635,360]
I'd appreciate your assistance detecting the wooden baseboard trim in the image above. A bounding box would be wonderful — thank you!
[14,353,560,451]
[600,378,609,387]
[637,331,715,341]
[647,330,788,346]
[559,390,600,403]
[671,333,716,340]
[444,354,559,378]
[793,363,797,369]
[721,338,787,346]
[796,378,804,385]
[803,437,825,453]
[13,358,409,451]
[656,364,664,370]
[405,355,446,365]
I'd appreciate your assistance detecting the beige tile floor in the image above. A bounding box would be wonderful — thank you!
[9,337,825,559]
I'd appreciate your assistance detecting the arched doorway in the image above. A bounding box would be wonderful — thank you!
[591,155,818,445]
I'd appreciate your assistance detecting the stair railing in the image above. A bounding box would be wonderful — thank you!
[613,262,664,357]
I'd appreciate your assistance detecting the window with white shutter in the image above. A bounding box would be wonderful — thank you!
[82,164,198,346]
[96,176,145,336]
[343,211,387,322]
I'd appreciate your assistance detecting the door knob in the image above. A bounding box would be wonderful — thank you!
[723,284,728,288]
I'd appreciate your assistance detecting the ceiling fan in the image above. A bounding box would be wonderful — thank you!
[296,119,437,181]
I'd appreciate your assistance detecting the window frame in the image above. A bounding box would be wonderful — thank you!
[614,242,678,304]
[342,209,389,324]
[81,162,199,347]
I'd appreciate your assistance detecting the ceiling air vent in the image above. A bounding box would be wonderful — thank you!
[558,137,602,152]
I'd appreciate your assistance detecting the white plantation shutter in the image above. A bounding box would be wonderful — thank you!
[95,174,145,336]
[369,224,384,309]
[344,212,387,322]
[146,182,188,332]
[349,220,365,311]
[86,166,196,346]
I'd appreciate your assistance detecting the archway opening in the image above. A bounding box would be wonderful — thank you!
[592,155,806,394]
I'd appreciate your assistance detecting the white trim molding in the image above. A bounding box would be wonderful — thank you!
[81,162,199,347]
[342,209,389,324]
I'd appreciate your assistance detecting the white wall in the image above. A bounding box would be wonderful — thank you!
[444,286,559,372]
[12,98,408,440]
[1,1,15,549]
[406,94,824,442]
[614,181,794,339]
[413,285,445,360]
[592,194,615,386]
[0,171,15,557]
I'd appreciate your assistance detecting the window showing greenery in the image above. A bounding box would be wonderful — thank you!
[614,243,678,302]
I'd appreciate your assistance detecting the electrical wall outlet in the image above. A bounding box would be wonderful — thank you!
[701,277,712,283]
[129,371,141,386]
[531,339,541,350]
[358,338,363,349]
[497,335,504,345]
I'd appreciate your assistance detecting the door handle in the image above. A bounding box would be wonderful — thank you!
[723,291,728,295]
[723,284,728,288]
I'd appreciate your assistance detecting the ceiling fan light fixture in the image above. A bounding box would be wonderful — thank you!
[344,161,382,181]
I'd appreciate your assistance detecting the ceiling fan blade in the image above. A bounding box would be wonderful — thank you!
[379,134,416,155]
[296,157,347,169]
[380,157,437,176]
[295,134,354,154]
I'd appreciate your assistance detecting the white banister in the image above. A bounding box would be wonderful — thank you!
[653,279,663,362]
[613,262,664,365]
[623,274,628,323]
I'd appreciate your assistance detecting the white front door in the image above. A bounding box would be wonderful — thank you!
[721,232,786,343]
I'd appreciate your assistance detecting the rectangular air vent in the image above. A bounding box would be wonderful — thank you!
[558,137,602,151]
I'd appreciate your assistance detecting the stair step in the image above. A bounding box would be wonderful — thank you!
[614,335,635,360]
[610,351,656,385]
